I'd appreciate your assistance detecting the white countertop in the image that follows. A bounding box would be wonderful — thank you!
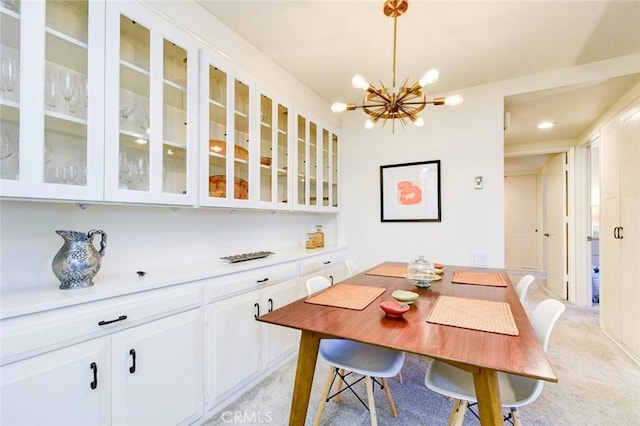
[0,246,346,320]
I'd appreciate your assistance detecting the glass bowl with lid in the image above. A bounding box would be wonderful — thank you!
[406,255,440,288]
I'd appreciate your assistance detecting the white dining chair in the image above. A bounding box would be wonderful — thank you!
[424,298,566,426]
[345,259,359,277]
[306,276,405,426]
[515,274,535,304]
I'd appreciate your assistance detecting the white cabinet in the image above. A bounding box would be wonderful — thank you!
[0,285,203,426]
[111,309,202,426]
[0,0,106,200]
[104,1,199,205]
[600,100,640,361]
[293,110,340,211]
[203,262,299,408]
[297,250,348,298]
[1,337,112,426]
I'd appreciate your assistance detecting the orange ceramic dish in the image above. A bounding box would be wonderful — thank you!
[209,140,249,161]
[209,175,249,199]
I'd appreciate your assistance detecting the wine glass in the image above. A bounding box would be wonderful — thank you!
[0,132,15,160]
[0,57,19,99]
[59,70,77,115]
[45,72,57,111]
[119,102,136,131]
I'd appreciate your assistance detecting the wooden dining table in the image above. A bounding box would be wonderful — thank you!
[257,262,558,426]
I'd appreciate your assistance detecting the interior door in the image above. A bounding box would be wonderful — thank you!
[505,174,539,269]
[545,153,567,299]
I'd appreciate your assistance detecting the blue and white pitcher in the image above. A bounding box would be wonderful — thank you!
[52,229,107,289]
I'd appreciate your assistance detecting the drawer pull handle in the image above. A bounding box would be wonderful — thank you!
[129,349,136,374]
[90,362,98,390]
[323,261,331,265]
[257,278,269,283]
[98,315,127,326]
[254,302,260,319]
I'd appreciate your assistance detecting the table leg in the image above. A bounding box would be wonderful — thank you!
[289,331,321,426]
[472,367,503,426]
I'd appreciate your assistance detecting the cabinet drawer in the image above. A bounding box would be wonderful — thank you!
[299,251,346,276]
[205,263,298,303]
[0,284,201,366]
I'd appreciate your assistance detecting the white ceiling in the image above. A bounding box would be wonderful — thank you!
[195,0,640,171]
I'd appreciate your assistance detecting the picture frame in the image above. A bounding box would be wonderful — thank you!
[380,160,441,222]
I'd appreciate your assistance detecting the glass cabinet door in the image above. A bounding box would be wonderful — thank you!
[258,91,290,208]
[1,0,105,200]
[104,1,197,205]
[233,78,249,201]
[296,114,306,207]
[331,132,339,208]
[0,0,21,183]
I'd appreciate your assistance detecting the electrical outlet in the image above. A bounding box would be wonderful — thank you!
[472,251,487,266]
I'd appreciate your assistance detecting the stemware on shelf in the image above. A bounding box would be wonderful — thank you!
[0,132,15,160]
[59,70,77,115]
[45,71,58,111]
[119,102,136,131]
[0,57,19,99]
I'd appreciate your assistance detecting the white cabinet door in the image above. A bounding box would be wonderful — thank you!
[205,290,261,403]
[293,110,340,212]
[261,277,299,369]
[0,0,106,200]
[1,337,111,426]
[111,309,202,426]
[104,1,198,205]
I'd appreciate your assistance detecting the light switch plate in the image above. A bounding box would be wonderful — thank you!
[474,176,483,189]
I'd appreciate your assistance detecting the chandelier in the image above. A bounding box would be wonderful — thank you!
[330,0,463,131]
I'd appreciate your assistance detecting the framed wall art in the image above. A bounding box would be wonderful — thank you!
[380,160,441,222]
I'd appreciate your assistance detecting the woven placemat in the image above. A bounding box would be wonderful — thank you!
[305,284,386,310]
[365,264,407,278]
[426,295,519,336]
[452,271,508,287]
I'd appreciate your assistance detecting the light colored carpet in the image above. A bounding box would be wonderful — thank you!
[204,274,640,425]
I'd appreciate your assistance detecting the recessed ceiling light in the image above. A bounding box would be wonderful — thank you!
[537,121,555,129]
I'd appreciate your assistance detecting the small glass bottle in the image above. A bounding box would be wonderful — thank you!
[313,225,324,248]
[305,233,316,249]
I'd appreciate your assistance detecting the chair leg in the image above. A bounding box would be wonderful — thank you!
[447,399,467,426]
[313,368,335,426]
[511,408,522,426]
[334,368,346,402]
[396,371,403,384]
[380,377,398,418]
[365,376,378,426]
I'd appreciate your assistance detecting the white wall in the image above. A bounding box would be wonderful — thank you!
[0,200,335,289]
[339,85,505,270]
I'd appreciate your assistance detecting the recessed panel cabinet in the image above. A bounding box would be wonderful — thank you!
[104,1,198,205]
[294,110,339,211]
[204,263,299,409]
[1,309,202,426]
[600,100,640,361]
[1,1,338,211]
[0,0,106,200]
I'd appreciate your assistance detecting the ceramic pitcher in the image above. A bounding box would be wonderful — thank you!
[52,229,107,289]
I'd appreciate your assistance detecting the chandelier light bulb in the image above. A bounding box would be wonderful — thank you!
[413,117,425,127]
[419,69,439,87]
[331,102,348,113]
[352,74,370,91]
[364,119,375,129]
[444,94,464,106]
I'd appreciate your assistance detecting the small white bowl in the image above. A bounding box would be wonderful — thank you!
[392,290,419,304]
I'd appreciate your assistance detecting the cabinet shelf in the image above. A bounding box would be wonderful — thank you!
[45,113,87,138]
[1,9,20,49]
[0,102,19,123]
[120,60,150,98]
[45,30,88,76]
